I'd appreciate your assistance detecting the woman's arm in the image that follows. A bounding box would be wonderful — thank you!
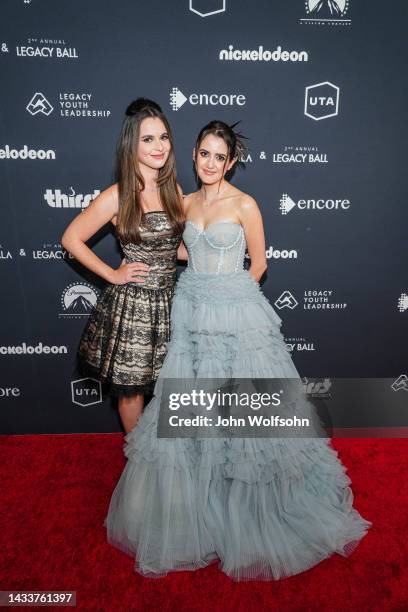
[237,196,267,282]
[176,188,189,262]
[177,241,189,261]
[61,184,149,285]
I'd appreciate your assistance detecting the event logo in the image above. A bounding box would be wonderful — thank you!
[279,193,350,214]
[71,378,102,406]
[59,282,98,319]
[1,37,78,59]
[26,92,54,116]
[0,244,12,260]
[275,290,347,310]
[304,289,347,310]
[0,387,21,398]
[300,0,351,26]
[272,145,328,164]
[26,92,111,118]
[0,342,68,355]
[44,187,100,209]
[266,246,298,260]
[31,243,74,260]
[303,378,332,399]
[189,0,226,17]
[170,87,245,111]
[398,293,408,312]
[274,291,298,310]
[286,336,316,353]
[219,45,309,63]
[246,247,298,260]
[391,375,408,392]
[0,145,56,160]
[305,82,340,120]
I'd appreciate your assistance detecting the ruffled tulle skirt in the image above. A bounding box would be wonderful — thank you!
[105,269,372,580]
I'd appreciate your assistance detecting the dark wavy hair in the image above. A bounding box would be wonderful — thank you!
[194,120,248,187]
[115,97,184,243]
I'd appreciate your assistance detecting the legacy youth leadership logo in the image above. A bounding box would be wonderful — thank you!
[25,91,111,118]
[170,87,246,111]
[26,92,54,116]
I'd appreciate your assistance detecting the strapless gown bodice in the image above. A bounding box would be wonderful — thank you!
[183,220,246,275]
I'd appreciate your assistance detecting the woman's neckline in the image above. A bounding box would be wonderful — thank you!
[142,210,166,215]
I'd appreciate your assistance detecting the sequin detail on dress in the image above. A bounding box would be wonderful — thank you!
[77,212,182,396]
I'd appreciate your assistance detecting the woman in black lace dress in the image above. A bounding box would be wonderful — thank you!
[61,98,184,432]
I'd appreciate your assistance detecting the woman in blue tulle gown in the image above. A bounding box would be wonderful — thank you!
[105,120,372,581]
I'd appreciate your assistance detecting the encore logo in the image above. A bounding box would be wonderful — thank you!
[170,87,246,111]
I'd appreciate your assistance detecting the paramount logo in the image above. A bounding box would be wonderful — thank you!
[219,45,309,62]
[170,87,246,111]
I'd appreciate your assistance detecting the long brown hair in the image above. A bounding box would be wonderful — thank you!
[115,98,184,243]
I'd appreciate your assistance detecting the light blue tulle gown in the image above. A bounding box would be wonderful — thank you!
[105,220,372,581]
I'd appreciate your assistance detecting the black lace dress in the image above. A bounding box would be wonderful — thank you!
[77,212,182,396]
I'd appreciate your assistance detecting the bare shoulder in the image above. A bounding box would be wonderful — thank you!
[97,183,119,225]
[234,191,262,221]
[183,191,199,212]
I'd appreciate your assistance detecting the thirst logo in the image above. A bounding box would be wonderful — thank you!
[170,87,245,111]
[305,82,339,120]
[44,187,100,209]
[59,283,98,319]
[303,378,332,398]
[26,92,54,116]
[300,0,351,26]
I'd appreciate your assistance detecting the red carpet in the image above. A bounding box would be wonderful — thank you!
[0,434,407,611]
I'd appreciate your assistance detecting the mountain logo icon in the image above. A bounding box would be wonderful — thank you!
[59,282,98,318]
[26,92,54,116]
[301,0,350,25]
[274,291,298,310]
[391,375,408,392]
[308,0,346,17]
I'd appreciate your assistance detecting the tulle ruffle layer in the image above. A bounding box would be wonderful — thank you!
[105,269,372,580]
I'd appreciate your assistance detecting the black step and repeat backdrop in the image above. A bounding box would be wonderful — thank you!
[1,1,407,433]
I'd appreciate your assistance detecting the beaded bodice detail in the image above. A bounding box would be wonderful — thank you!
[117,211,181,290]
[182,220,246,274]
